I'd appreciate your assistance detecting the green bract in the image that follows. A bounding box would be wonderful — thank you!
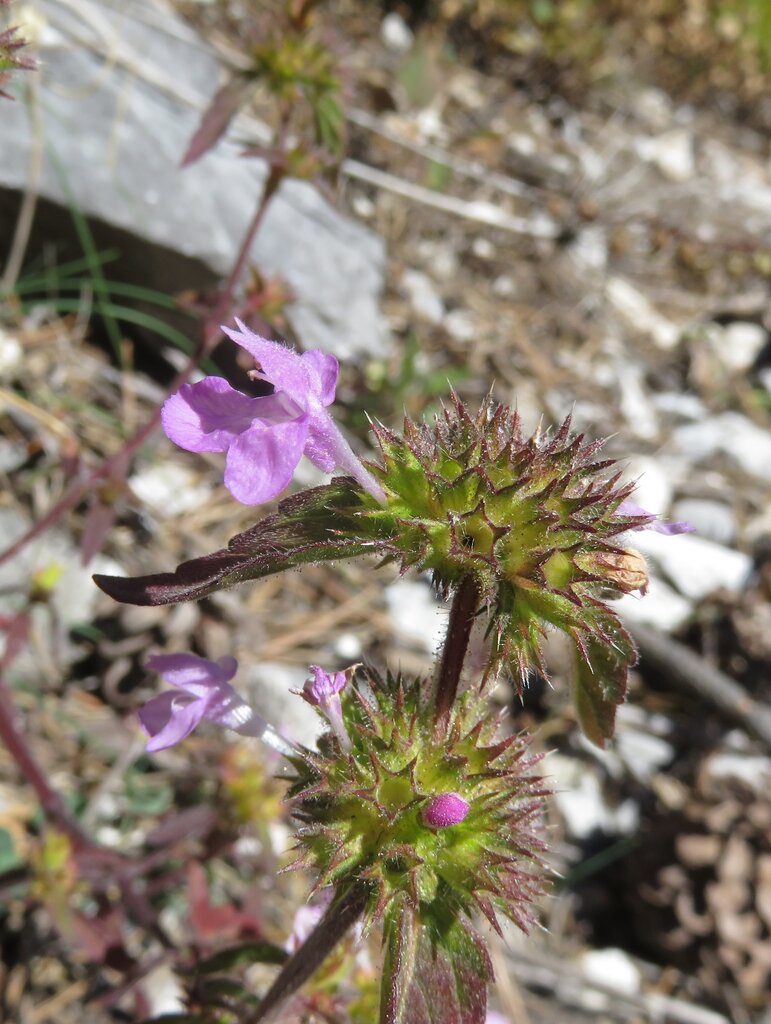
[360,398,642,742]
[288,668,545,936]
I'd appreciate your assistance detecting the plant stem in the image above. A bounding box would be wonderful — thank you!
[0,169,284,570]
[433,574,480,731]
[246,884,368,1023]
[0,672,91,851]
[203,165,283,343]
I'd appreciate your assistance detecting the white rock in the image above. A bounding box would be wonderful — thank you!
[605,277,681,349]
[401,268,444,324]
[672,412,771,482]
[632,531,752,600]
[670,498,736,546]
[334,631,362,661]
[352,194,376,219]
[580,948,642,996]
[130,463,211,517]
[0,329,22,376]
[704,752,771,793]
[385,579,444,655]
[652,391,707,421]
[492,274,516,297]
[622,458,676,520]
[570,225,608,274]
[443,309,477,343]
[506,131,537,157]
[710,321,767,372]
[0,0,387,360]
[471,236,495,259]
[632,88,674,131]
[616,575,693,633]
[635,129,694,182]
[380,12,414,53]
[548,755,638,839]
[617,364,659,440]
[141,963,186,1016]
[758,366,771,394]
[614,713,674,783]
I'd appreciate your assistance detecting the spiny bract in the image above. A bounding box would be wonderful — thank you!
[361,396,644,742]
[287,669,546,937]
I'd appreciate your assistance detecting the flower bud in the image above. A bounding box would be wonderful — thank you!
[422,792,470,828]
[577,547,649,595]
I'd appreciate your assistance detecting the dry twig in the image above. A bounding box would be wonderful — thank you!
[631,623,771,750]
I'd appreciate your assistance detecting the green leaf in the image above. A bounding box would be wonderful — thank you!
[197,941,288,975]
[381,895,491,1024]
[570,607,636,746]
[94,480,389,606]
[197,977,260,1007]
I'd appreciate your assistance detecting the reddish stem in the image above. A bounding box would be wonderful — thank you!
[0,672,91,851]
[0,169,284,570]
[433,575,481,732]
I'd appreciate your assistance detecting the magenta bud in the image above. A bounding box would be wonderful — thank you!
[422,792,469,828]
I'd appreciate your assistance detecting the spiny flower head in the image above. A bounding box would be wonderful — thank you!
[354,395,689,741]
[287,668,546,937]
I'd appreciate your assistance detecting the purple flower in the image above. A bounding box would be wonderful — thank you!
[422,792,470,828]
[161,320,386,506]
[301,665,350,751]
[617,499,694,536]
[140,653,295,757]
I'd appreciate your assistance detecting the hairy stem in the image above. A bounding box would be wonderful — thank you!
[247,884,368,1023]
[433,575,481,730]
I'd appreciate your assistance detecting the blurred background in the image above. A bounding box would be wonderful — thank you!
[1,1,770,1021]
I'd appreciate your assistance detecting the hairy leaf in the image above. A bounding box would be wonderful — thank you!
[381,896,491,1024]
[570,606,636,746]
[93,480,385,606]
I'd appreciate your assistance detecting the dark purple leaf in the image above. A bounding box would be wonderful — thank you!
[93,480,386,606]
[181,77,251,167]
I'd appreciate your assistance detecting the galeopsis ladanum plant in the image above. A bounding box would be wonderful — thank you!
[95,322,690,1023]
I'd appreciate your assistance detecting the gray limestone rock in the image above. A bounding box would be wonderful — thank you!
[0,0,385,360]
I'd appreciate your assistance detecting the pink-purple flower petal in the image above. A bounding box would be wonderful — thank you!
[141,691,210,751]
[162,321,386,506]
[617,499,695,536]
[161,378,263,454]
[222,320,315,401]
[145,653,237,695]
[224,416,309,505]
[300,350,339,406]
